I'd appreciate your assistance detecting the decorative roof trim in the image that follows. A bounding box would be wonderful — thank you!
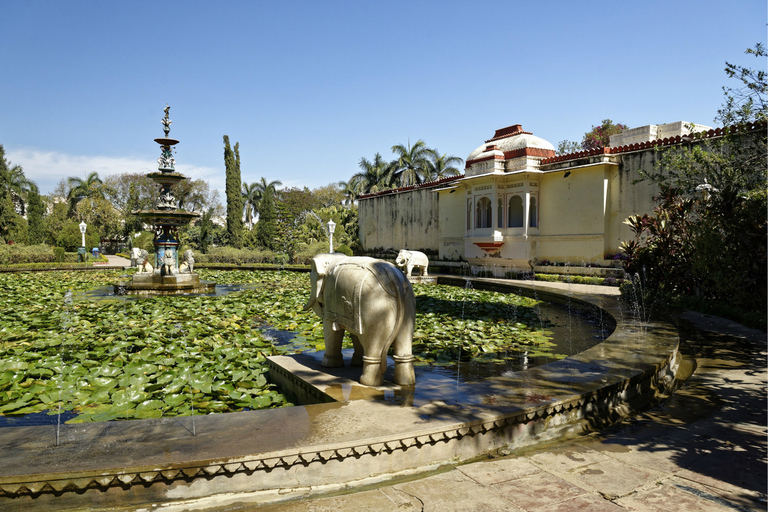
[465,147,556,169]
[358,175,463,200]
[485,124,533,142]
[540,121,766,165]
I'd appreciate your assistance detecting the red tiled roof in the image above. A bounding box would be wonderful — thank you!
[485,124,533,142]
[358,175,463,199]
[540,121,766,165]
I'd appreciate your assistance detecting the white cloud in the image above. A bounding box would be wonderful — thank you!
[6,148,224,197]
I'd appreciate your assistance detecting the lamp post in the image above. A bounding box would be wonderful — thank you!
[79,221,87,249]
[327,219,336,253]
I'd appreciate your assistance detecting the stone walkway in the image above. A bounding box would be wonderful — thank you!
[248,309,767,512]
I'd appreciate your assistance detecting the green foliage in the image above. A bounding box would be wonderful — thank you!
[622,45,767,325]
[224,136,244,248]
[0,270,293,421]
[556,120,628,155]
[27,188,45,244]
[56,222,100,252]
[717,43,766,126]
[195,246,280,265]
[293,241,328,265]
[0,146,20,241]
[254,187,278,251]
[411,283,558,365]
[346,142,463,196]
[0,270,558,421]
[0,244,57,265]
[335,244,353,256]
[6,215,28,245]
[66,171,104,216]
[581,119,627,150]
[556,140,581,156]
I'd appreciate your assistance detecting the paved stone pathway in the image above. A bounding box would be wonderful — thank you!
[247,309,766,512]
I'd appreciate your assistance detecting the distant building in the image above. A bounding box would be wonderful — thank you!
[358,121,724,273]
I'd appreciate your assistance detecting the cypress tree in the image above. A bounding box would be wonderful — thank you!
[27,187,45,244]
[224,136,244,248]
[255,187,278,250]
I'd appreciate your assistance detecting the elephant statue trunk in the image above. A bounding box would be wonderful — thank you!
[305,254,416,387]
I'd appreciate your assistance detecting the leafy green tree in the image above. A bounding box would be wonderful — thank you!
[581,119,627,150]
[391,140,431,187]
[224,136,244,248]
[717,43,766,126]
[556,120,628,154]
[556,140,581,156]
[26,185,45,244]
[198,208,214,253]
[0,146,21,242]
[43,201,69,246]
[622,44,767,328]
[56,221,100,252]
[254,186,278,251]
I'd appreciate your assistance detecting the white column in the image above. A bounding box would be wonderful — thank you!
[524,191,531,238]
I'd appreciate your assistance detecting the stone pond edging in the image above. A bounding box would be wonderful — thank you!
[0,277,683,511]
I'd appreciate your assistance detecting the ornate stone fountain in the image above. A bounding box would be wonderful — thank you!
[118,105,215,295]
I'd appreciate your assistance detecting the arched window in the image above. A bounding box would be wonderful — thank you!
[475,197,492,228]
[529,196,538,227]
[497,198,503,228]
[508,196,523,227]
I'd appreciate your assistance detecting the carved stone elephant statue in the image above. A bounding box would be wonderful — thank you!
[131,247,148,268]
[304,254,416,387]
[179,249,195,273]
[395,250,429,277]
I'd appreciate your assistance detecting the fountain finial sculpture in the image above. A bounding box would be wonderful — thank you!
[116,106,215,295]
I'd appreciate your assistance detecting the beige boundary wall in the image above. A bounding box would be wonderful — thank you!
[358,185,442,253]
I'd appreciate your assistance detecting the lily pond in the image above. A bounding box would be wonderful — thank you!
[0,269,604,424]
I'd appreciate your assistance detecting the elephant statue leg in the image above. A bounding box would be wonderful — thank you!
[321,322,345,368]
[392,329,416,387]
[350,334,364,367]
[359,354,386,387]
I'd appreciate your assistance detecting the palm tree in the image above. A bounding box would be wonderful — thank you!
[351,153,393,195]
[426,149,463,181]
[246,177,282,226]
[8,166,35,216]
[337,180,358,206]
[67,172,104,214]
[242,181,261,230]
[391,140,431,187]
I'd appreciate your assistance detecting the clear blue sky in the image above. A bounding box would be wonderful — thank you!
[2,1,765,196]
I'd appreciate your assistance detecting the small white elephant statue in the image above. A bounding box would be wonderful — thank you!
[179,249,195,273]
[395,250,429,277]
[131,247,149,268]
[304,254,416,387]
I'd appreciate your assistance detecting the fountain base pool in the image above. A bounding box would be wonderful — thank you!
[115,273,216,295]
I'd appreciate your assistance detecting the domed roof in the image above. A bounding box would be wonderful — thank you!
[467,124,555,162]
